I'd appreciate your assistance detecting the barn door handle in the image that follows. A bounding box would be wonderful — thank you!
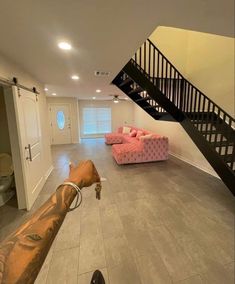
[25,144,32,161]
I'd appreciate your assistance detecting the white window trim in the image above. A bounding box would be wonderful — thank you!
[81,106,112,138]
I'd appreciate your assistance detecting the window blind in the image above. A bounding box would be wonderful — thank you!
[82,107,111,135]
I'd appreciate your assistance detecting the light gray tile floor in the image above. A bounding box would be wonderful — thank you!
[0,138,234,283]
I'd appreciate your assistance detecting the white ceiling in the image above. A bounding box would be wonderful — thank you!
[0,0,234,100]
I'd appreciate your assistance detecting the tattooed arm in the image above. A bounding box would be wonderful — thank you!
[0,160,100,284]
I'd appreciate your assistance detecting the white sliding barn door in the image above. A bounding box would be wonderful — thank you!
[12,86,44,210]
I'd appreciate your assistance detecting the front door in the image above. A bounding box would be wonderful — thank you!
[49,104,72,144]
[12,86,44,210]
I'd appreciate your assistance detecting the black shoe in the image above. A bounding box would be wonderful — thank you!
[90,270,105,284]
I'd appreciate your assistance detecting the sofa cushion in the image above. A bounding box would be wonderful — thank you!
[112,142,143,164]
[136,130,144,139]
[104,133,123,144]
[122,126,131,134]
[139,133,152,140]
[122,135,137,144]
[129,129,137,137]
[108,126,169,164]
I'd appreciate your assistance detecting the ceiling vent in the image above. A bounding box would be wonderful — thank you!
[94,71,110,77]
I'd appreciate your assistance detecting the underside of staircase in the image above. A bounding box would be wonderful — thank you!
[112,39,235,195]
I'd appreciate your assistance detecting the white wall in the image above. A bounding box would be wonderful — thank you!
[0,53,53,199]
[149,27,188,75]
[47,97,80,143]
[150,27,235,116]
[0,87,11,154]
[186,32,234,116]
[134,105,217,176]
[79,100,134,138]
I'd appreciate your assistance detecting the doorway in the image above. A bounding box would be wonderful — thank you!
[48,104,72,145]
[2,85,45,210]
[0,86,15,207]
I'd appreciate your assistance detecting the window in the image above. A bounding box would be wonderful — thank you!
[82,107,111,135]
[57,111,65,130]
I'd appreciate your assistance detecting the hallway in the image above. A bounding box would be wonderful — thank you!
[0,139,234,283]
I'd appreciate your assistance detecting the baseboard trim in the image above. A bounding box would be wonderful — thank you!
[169,151,220,179]
[44,165,53,180]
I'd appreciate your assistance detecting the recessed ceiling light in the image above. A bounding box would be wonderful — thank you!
[92,97,96,100]
[52,93,57,96]
[96,89,101,93]
[58,42,72,50]
[71,75,79,80]
[44,88,48,91]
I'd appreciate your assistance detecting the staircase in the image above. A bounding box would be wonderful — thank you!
[112,39,235,195]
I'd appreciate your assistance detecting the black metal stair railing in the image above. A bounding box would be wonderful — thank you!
[112,38,235,194]
[131,39,235,173]
[120,72,168,117]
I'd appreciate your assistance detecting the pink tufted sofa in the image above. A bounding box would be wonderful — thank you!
[105,126,169,165]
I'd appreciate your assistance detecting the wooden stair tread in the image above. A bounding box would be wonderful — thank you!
[214,140,234,147]
[200,129,228,136]
[128,86,143,95]
[193,120,216,124]
[221,154,234,163]
[143,105,156,110]
[135,97,151,102]
[119,77,133,87]
[201,130,222,135]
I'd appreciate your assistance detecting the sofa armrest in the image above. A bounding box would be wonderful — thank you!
[142,136,169,151]
[117,126,123,133]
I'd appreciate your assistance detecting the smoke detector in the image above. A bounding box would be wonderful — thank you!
[94,71,110,77]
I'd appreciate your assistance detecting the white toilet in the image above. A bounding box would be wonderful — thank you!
[0,153,15,207]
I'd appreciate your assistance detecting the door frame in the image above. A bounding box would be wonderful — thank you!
[3,86,46,210]
[48,103,73,145]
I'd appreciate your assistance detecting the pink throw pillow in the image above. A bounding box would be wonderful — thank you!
[129,129,137,137]
[136,130,144,139]
[139,134,153,140]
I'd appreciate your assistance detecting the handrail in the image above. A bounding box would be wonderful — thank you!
[147,39,185,82]
[146,39,235,124]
